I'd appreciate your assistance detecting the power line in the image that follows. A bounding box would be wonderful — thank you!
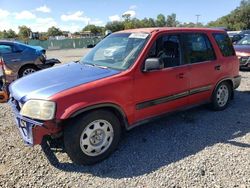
[195,15,201,26]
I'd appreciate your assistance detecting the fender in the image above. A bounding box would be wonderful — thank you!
[212,77,235,99]
[68,102,130,129]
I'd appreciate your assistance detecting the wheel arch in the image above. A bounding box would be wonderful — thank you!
[69,103,129,130]
[18,63,38,77]
[213,78,234,99]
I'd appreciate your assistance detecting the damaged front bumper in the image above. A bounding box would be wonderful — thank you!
[37,58,61,69]
[9,98,62,146]
[9,98,43,146]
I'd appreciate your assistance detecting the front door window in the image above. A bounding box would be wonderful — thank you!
[148,34,182,68]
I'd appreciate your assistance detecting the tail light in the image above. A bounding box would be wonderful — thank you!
[0,57,8,71]
[0,57,5,76]
[0,58,13,76]
[0,57,4,71]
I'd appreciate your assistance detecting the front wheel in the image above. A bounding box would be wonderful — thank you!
[19,66,38,78]
[64,110,121,165]
[211,82,232,111]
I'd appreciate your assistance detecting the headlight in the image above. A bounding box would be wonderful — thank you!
[40,54,46,62]
[20,100,56,120]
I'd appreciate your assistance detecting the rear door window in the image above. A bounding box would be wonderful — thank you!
[213,33,235,57]
[183,33,216,64]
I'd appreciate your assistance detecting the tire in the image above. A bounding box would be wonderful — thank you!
[18,65,39,78]
[211,81,232,111]
[64,110,121,165]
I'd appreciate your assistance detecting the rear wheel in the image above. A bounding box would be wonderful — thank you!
[64,110,121,165]
[19,65,39,78]
[211,82,232,111]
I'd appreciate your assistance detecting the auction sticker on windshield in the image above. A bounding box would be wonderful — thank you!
[129,33,149,39]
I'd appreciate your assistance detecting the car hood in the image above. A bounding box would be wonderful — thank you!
[9,62,120,102]
[234,45,250,55]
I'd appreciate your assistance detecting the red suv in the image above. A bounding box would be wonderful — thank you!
[9,28,241,165]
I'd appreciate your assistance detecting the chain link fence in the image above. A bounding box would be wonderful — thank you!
[27,37,102,50]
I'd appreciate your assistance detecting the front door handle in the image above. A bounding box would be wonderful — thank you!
[215,65,221,70]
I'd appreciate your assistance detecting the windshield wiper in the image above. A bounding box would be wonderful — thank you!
[84,62,95,66]
[94,64,108,69]
[84,62,108,69]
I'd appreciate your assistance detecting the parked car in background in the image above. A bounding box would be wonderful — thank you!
[239,30,250,36]
[231,33,245,43]
[0,41,60,85]
[227,31,241,39]
[228,30,250,44]
[9,28,241,165]
[234,35,250,69]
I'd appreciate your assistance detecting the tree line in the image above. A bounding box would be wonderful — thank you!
[0,0,249,40]
[207,0,250,30]
[0,13,204,40]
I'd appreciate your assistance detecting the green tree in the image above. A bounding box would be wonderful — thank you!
[0,30,7,39]
[179,22,204,28]
[6,29,17,38]
[207,0,250,30]
[0,30,8,39]
[18,25,31,39]
[140,18,156,27]
[122,13,132,22]
[148,18,156,27]
[47,26,63,37]
[105,21,125,32]
[124,18,142,29]
[73,32,80,35]
[156,14,166,27]
[166,14,179,27]
[82,25,103,35]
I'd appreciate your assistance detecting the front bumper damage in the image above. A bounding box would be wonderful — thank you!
[37,58,61,69]
[9,98,43,146]
[9,98,61,146]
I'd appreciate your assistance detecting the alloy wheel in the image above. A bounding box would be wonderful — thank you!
[80,119,114,157]
[22,68,36,76]
[216,84,229,107]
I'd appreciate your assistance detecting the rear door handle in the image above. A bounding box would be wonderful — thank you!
[11,59,20,62]
[178,73,185,79]
[215,65,221,70]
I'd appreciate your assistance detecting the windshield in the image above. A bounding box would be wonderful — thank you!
[237,35,250,45]
[80,32,149,70]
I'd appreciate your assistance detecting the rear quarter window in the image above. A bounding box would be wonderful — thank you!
[213,33,235,57]
[0,45,12,54]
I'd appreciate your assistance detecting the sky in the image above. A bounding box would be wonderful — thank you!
[0,0,242,33]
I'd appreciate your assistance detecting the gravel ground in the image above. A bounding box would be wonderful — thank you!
[0,49,249,187]
[46,48,91,64]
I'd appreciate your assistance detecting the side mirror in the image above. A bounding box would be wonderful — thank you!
[143,58,161,72]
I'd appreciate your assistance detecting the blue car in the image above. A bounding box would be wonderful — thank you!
[0,40,60,85]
